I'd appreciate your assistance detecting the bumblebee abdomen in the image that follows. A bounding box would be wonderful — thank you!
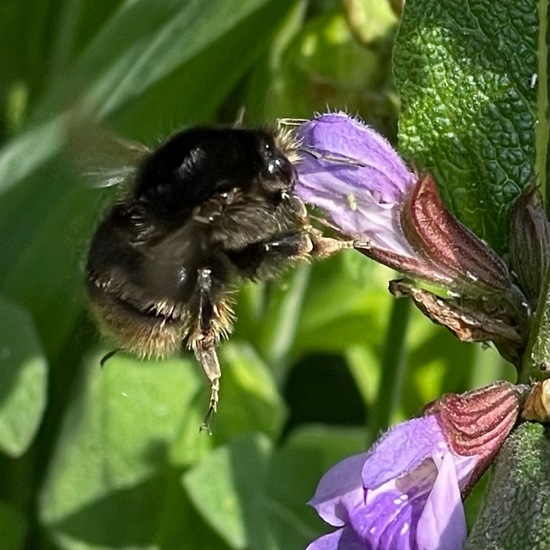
[87,284,184,359]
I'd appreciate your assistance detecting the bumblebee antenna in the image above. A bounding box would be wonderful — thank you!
[298,146,367,167]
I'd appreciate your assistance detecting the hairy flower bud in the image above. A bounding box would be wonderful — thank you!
[509,188,550,308]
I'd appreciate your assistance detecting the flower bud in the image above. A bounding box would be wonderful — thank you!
[509,187,550,307]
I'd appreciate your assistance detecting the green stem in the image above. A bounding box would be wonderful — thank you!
[370,295,411,437]
[519,265,550,383]
[539,0,549,213]
[258,264,311,383]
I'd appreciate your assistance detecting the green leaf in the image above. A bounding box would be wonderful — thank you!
[183,434,273,549]
[215,343,287,439]
[0,172,98,359]
[294,253,394,355]
[169,341,288,461]
[0,0,296,191]
[0,500,27,550]
[341,0,398,45]
[156,475,234,550]
[40,352,201,548]
[394,0,538,253]
[0,295,47,457]
[276,424,367,492]
[245,5,397,123]
[256,264,312,375]
[465,422,550,549]
[72,0,289,116]
[0,117,66,194]
[183,427,366,550]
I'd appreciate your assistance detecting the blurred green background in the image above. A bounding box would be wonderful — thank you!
[0,0,515,548]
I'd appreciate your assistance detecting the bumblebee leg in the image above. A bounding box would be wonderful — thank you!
[99,348,120,368]
[308,229,354,257]
[194,342,221,433]
[228,231,313,277]
[192,268,223,433]
[229,230,354,278]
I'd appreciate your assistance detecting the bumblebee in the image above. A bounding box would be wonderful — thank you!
[85,125,346,428]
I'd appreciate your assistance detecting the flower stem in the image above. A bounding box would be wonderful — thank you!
[370,294,411,436]
[539,0,549,213]
[519,266,550,383]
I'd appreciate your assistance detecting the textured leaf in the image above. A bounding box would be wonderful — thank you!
[0,295,47,457]
[465,422,550,549]
[394,0,538,253]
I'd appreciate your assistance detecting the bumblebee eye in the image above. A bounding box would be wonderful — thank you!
[266,153,294,181]
[259,139,294,182]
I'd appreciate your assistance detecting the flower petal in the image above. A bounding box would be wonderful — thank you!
[306,392,504,550]
[353,472,428,550]
[309,452,369,526]
[355,454,473,550]
[297,112,413,198]
[306,527,366,550]
[361,415,446,490]
[417,453,469,550]
[295,113,415,255]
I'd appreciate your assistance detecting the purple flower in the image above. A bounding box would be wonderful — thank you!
[295,112,514,292]
[296,112,415,259]
[307,383,521,550]
[295,113,529,364]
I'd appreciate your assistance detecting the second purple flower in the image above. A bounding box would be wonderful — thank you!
[306,383,522,550]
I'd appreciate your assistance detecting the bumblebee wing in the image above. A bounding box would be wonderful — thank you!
[65,113,150,188]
